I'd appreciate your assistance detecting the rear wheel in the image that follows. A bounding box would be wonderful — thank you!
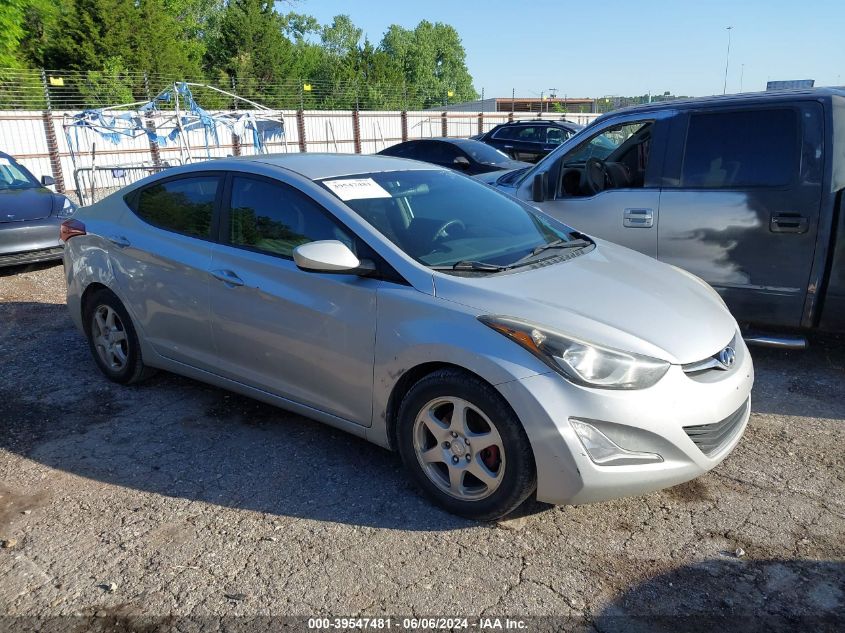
[397,369,536,520]
[83,288,153,384]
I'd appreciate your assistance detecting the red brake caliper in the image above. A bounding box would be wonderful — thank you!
[480,445,501,470]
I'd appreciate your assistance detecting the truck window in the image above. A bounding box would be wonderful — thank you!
[681,109,799,188]
[558,121,653,196]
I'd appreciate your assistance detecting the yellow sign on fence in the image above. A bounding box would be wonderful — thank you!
[49,77,64,87]
[303,83,312,92]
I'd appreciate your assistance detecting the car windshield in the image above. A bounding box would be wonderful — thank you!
[0,158,39,190]
[460,142,512,166]
[321,170,585,271]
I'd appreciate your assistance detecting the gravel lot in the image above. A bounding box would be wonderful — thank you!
[1,261,843,631]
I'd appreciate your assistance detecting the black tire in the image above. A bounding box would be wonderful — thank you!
[83,287,154,385]
[396,368,536,521]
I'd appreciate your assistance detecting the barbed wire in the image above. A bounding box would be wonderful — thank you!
[0,68,614,113]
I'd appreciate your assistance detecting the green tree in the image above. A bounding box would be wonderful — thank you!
[380,21,476,108]
[0,0,29,67]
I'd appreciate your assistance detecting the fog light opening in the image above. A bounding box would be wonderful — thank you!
[569,419,663,466]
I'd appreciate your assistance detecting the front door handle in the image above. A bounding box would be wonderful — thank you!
[210,269,244,287]
[623,208,654,228]
[770,213,808,234]
[107,235,130,248]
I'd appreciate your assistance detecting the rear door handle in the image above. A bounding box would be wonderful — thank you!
[623,208,654,228]
[770,213,808,234]
[210,269,244,287]
[107,235,130,248]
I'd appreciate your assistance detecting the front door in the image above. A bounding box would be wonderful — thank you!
[527,117,667,257]
[657,104,824,327]
[208,173,379,425]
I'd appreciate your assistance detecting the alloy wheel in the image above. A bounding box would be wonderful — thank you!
[92,304,129,372]
[412,396,506,501]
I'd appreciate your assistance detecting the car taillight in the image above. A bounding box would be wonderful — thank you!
[60,219,86,242]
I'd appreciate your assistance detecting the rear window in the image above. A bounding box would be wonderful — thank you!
[130,176,221,239]
[681,109,799,188]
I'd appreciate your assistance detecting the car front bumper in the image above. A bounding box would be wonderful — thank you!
[497,335,754,505]
[0,217,63,267]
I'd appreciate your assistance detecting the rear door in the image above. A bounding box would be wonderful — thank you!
[111,172,222,370]
[657,103,824,327]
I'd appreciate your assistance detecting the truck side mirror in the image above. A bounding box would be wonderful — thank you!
[532,172,548,203]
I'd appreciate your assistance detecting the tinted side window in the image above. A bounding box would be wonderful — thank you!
[133,176,220,239]
[228,176,352,257]
[515,127,542,142]
[492,126,515,140]
[546,127,570,145]
[682,109,799,188]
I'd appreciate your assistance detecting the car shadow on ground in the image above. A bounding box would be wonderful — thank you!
[0,260,61,278]
[1,298,843,530]
[592,558,844,632]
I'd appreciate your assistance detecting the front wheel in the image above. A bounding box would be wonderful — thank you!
[397,369,536,520]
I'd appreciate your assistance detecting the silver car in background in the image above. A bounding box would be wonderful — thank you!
[0,151,76,267]
[62,154,753,520]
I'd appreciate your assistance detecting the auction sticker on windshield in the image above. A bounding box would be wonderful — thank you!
[323,178,391,200]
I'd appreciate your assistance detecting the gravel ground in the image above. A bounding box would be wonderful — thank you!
[0,261,843,631]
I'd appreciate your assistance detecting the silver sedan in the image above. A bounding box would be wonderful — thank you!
[62,154,753,520]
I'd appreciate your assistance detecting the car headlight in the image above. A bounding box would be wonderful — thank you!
[56,197,77,218]
[479,315,670,390]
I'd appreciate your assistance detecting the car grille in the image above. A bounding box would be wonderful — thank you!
[683,398,749,457]
[682,334,739,376]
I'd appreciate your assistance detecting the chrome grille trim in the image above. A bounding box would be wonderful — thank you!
[683,398,749,457]
[683,334,738,375]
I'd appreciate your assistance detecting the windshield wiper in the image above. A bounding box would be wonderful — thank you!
[510,238,592,267]
[432,260,506,273]
[530,238,591,256]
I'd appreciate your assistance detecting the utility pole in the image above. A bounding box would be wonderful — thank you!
[723,26,733,95]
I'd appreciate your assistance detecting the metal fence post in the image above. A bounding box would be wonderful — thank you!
[400,110,408,142]
[143,72,162,168]
[477,112,483,135]
[352,109,362,154]
[39,69,65,193]
[296,109,307,152]
[441,111,448,137]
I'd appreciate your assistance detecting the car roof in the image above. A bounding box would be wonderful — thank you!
[231,152,440,180]
[600,87,845,119]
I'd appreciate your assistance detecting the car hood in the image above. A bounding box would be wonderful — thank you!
[431,239,737,365]
[0,187,54,222]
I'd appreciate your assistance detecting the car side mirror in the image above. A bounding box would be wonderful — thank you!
[532,172,548,202]
[293,240,375,276]
[41,175,55,186]
[453,156,471,170]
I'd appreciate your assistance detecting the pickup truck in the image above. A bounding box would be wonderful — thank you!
[487,88,845,346]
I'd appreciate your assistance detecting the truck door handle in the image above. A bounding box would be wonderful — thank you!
[770,213,808,234]
[623,208,654,228]
[107,235,130,248]
[210,269,244,287]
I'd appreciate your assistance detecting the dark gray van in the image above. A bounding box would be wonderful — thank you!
[492,88,845,343]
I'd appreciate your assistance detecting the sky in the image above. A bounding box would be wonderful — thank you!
[284,0,845,98]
